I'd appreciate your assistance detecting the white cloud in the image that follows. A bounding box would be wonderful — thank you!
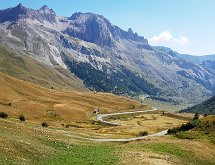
[172,36,189,45]
[149,31,189,46]
[149,31,173,43]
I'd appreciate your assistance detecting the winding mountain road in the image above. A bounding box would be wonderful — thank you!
[96,107,158,126]
[84,107,168,142]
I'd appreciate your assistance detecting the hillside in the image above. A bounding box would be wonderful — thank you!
[0,71,214,165]
[0,71,143,123]
[168,115,215,144]
[0,4,215,103]
[0,46,87,91]
[155,46,215,74]
[180,96,215,115]
[196,116,215,134]
[177,53,215,65]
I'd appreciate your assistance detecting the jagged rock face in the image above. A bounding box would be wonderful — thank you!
[65,13,115,46]
[0,4,56,24]
[0,4,215,103]
[0,4,28,23]
[64,12,148,47]
[36,5,56,23]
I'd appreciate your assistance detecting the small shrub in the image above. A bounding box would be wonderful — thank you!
[19,115,26,121]
[139,131,148,136]
[42,122,49,127]
[161,111,165,116]
[168,120,199,134]
[8,103,11,106]
[0,112,8,118]
[204,114,208,117]
[193,113,199,120]
[180,123,194,131]
[168,127,180,134]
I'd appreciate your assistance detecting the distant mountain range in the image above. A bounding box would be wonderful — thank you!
[0,4,215,103]
[155,46,215,74]
[155,46,215,65]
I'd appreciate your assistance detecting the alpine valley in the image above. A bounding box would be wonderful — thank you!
[1,4,215,165]
[1,4,215,104]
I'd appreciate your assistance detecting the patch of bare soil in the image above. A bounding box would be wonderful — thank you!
[118,150,180,165]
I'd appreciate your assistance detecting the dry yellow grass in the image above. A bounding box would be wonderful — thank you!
[108,113,188,135]
[117,136,215,165]
[73,112,188,139]
[118,150,180,165]
[1,72,214,165]
[0,72,143,125]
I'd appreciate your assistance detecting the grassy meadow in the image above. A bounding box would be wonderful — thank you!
[0,71,215,165]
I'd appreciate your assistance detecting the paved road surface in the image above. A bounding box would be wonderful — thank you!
[83,107,168,142]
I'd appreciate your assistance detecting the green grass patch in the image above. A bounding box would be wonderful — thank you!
[0,156,17,165]
[176,131,215,143]
[90,120,114,126]
[175,131,202,139]
[36,141,118,165]
[142,143,189,158]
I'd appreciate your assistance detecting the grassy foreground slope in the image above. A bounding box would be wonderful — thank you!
[0,46,87,91]
[0,118,118,165]
[0,62,214,165]
[1,117,215,165]
[0,71,143,124]
[172,116,215,143]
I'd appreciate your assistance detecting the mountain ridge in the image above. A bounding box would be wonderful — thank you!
[0,4,215,103]
[155,46,215,74]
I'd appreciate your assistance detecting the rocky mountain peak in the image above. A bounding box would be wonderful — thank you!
[39,5,55,14]
[12,3,29,14]
[40,5,49,10]
[65,12,117,46]
[65,12,149,46]
[0,3,29,23]
[69,12,107,21]
[127,28,134,34]
[0,4,57,24]
[16,3,24,8]
[125,27,147,42]
[37,5,56,23]
[0,5,147,46]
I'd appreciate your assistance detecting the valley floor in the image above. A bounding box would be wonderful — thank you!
[1,110,215,165]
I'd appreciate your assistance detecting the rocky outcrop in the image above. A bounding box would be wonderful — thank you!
[65,12,149,47]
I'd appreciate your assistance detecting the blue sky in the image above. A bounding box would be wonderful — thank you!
[0,0,215,55]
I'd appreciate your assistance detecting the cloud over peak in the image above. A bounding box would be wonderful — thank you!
[149,31,189,46]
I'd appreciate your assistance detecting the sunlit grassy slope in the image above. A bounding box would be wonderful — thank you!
[0,72,214,165]
[0,46,87,91]
[0,71,143,124]
[174,116,215,143]
[1,117,215,165]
